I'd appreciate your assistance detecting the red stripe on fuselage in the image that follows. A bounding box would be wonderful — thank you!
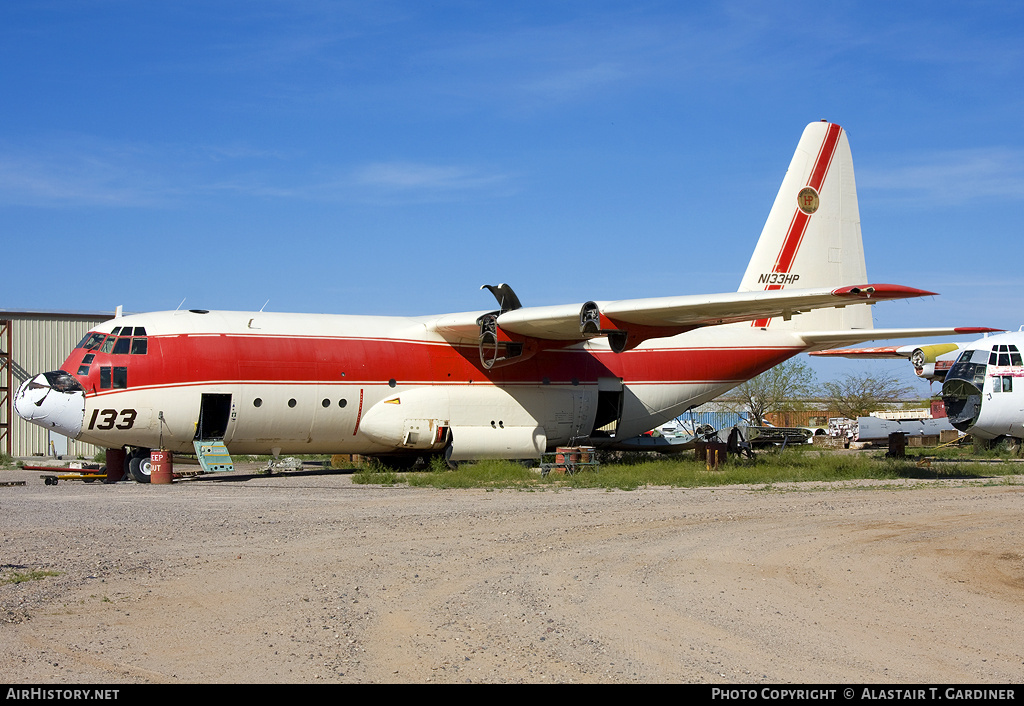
[64,334,803,393]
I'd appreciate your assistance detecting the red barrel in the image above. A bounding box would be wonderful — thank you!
[150,449,173,484]
[105,447,126,483]
[555,447,580,465]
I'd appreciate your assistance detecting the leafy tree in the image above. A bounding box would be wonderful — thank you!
[821,370,916,420]
[731,358,817,425]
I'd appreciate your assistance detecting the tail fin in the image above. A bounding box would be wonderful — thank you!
[738,121,872,332]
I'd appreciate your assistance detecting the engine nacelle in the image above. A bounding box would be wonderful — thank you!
[579,302,628,352]
[910,343,962,381]
[477,313,540,369]
[579,301,693,353]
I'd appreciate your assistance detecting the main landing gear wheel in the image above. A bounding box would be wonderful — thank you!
[127,450,152,483]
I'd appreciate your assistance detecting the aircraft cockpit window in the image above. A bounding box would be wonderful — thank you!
[1003,376,1013,393]
[993,376,1003,393]
[81,333,105,350]
[112,337,131,355]
[99,337,115,354]
[948,349,989,389]
[110,327,122,336]
[131,338,148,355]
[988,344,1014,367]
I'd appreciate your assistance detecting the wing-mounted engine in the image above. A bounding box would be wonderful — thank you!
[432,281,953,363]
[477,312,542,370]
[578,301,693,353]
[477,282,542,369]
[910,343,962,382]
[579,301,627,351]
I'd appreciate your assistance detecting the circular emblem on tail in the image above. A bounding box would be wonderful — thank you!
[797,187,819,214]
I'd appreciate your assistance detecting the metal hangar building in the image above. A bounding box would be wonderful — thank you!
[1,309,114,459]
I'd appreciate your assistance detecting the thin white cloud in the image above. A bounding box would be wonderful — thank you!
[0,142,170,207]
[860,148,1024,205]
[517,62,629,99]
[352,161,508,191]
[0,137,514,207]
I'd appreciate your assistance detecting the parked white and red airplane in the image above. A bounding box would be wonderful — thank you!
[15,121,994,481]
[813,329,1024,446]
[810,341,971,384]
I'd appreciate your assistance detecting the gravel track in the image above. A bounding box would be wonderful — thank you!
[2,465,1022,683]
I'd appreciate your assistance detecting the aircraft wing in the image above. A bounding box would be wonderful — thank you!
[806,330,1002,383]
[430,283,942,352]
[800,327,1000,352]
[805,344,917,359]
[509,284,935,338]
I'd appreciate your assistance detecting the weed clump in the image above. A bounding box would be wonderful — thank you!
[348,447,1021,490]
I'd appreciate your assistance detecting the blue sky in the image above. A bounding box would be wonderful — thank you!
[3,1,1023,391]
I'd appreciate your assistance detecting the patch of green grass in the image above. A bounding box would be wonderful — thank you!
[347,447,1023,490]
[352,466,400,485]
[550,450,902,489]
[406,459,537,489]
[1,569,60,585]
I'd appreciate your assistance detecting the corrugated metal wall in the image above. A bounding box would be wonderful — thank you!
[678,409,749,431]
[763,410,839,428]
[2,312,113,458]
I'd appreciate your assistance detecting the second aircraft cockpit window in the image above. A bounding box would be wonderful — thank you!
[988,344,1022,367]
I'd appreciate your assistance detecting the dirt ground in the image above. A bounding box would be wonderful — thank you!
[1,463,1022,684]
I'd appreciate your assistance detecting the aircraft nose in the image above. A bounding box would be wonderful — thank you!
[941,378,983,433]
[14,372,86,438]
[13,375,51,418]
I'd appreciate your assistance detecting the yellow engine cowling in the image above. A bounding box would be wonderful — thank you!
[911,343,962,381]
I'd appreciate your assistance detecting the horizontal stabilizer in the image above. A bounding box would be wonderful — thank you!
[808,344,916,359]
[801,327,1002,352]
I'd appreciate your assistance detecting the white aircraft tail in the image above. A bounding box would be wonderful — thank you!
[738,121,872,332]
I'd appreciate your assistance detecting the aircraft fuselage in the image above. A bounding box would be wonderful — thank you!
[942,330,1024,442]
[21,309,805,459]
